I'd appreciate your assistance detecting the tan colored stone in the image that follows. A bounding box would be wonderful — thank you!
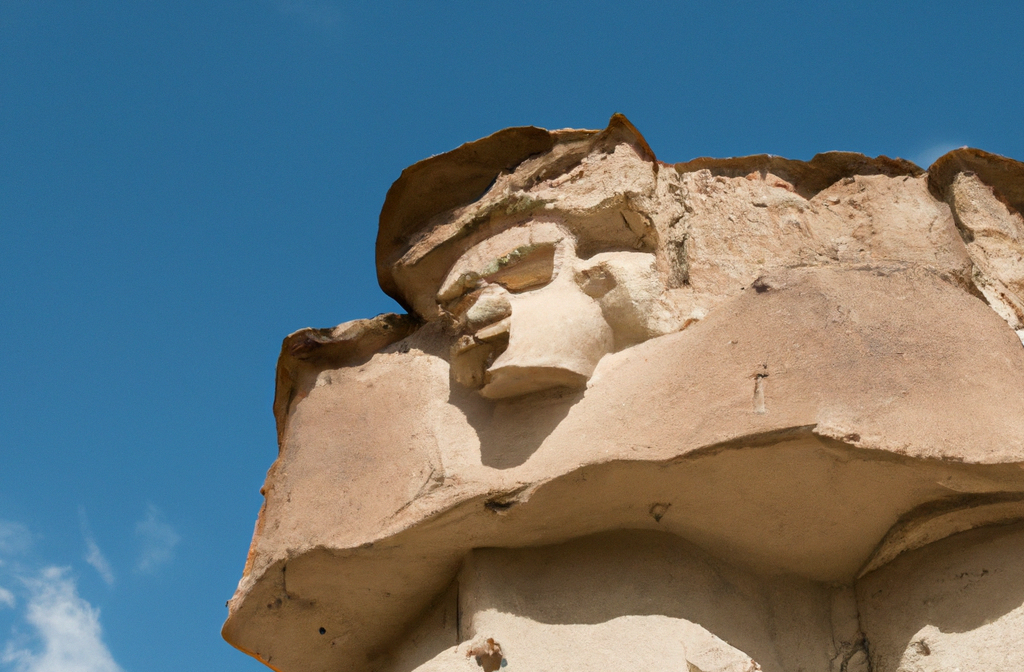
[948,171,1024,330]
[225,115,1024,672]
[858,522,1024,671]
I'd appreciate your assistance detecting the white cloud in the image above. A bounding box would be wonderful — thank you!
[0,587,14,609]
[77,510,114,587]
[0,521,32,556]
[1,567,124,672]
[134,505,179,574]
[81,542,114,588]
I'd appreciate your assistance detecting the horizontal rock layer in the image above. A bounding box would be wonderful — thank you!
[225,115,1024,672]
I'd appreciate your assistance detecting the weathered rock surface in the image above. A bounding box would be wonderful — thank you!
[224,115,1024,672]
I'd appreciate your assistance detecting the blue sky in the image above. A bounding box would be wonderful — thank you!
[1,1,1022,670]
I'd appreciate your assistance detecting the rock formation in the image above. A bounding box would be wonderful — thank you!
[223,115,1024,672]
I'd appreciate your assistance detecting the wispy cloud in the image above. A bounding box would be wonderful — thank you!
[77,510,114,587]
[81,542,113,588]
[0,521,33,556]
[0,586,14,609]
[1,567,124,672]
[134,505,179,574]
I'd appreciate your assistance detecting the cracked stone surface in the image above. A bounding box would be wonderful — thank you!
[224,115,1024,672]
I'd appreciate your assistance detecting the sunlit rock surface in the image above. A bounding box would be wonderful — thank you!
[224,115,1024,672]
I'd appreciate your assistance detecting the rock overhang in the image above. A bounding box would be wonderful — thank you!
[226,265,1024,672]
[226,114,1024,672]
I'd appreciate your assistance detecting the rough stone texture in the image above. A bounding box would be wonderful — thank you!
[858,521,1024,671]
[224,115,1024,672]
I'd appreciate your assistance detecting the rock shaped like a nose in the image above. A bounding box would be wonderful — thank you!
[480,273,614,399]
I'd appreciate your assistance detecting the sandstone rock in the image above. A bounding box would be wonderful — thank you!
[224,115,1024,672]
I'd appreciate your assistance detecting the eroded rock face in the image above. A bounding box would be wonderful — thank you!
[224,115,1024,672]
